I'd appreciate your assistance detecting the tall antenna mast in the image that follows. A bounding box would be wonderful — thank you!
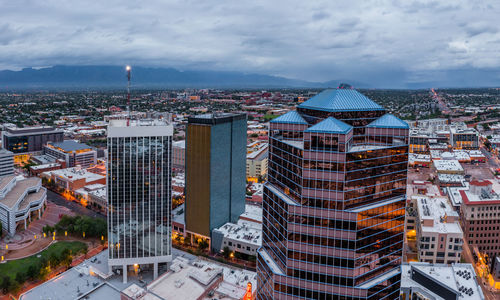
[126,65,131,126]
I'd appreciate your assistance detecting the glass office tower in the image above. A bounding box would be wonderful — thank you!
[257,86,409,300]
[107,119,173,283]
[185,113,246,243]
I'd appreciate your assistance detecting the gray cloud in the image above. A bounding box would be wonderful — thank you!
[0,0,499,87]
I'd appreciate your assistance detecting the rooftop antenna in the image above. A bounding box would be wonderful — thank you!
[126,65,131,126]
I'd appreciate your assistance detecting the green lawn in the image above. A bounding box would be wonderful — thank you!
[0,241,87,280]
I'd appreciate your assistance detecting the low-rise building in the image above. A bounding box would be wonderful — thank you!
[433,159,464,175]
[1,125,64,154]
[0,175,47,236]
[172,140,185,171]
[450,126,480,150]
[246,142,268,181]
[41,167,106,193]
[88,185,106,213]
[172,203,185,236]
[74,183,106,212]
[400,262,484,300]
[121,256,256,300]
[212,204,262,257]
[212,220,261,257]
[414,195,463,264]
[44,140,97,168]
[29,162,63,176]
[459,180,500,258]
[409,153,431,168]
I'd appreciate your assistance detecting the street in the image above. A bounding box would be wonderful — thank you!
[46,189,106,220]
[481,146,500,169]
[461,240,498,300]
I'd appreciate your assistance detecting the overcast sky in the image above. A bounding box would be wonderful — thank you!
[1,0,500,87]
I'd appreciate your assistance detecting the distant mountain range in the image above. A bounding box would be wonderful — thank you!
[0,65,371,90]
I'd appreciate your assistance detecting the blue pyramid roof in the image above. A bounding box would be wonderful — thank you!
[298,88,385,112]
[305,117,352,134]
[367,114,409,129]
[270,111,308,125]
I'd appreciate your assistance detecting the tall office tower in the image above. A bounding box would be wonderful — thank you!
[185,113,246,244]
[107,119,173,283]
[257,86,409,300]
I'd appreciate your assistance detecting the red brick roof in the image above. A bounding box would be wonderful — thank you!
[470,180,492,186]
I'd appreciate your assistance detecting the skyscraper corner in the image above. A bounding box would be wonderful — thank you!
[257,87,409,299]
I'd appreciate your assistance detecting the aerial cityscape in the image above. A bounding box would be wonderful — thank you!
[1,1,500,300]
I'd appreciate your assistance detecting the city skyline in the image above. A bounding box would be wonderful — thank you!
[1,1,500,88]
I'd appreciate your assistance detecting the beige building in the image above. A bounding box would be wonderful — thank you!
[246,142,268,181]
[414,195,463,264]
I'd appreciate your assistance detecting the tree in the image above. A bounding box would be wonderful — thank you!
[222,246,231,259]
[61,249,73,269]
[49,253,60,268]
[198,239,209,251]
[15,272,25,284]
[27,264,40,280]
[1,275,11,294]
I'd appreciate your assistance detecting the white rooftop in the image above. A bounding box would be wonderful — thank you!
[433,160,464,172]
[239,204,262,223]
[447,183,470,207]
[146,256,256,300]
[43,167,105,183]
[414,195,462,234]
[401,262,484,300]
[216,219,262,246]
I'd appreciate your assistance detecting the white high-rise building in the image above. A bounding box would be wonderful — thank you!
[107,119,173,283]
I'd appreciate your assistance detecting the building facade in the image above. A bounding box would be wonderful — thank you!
[44,140,97,168]
[41,167,105,193]
[107,119,173,282]
[246,142,268,181]
[172,140,186,171]
[257,87,409,300]
[185,113,246,243]
[0,149,14,177]
[0,176,47,236]
[1,125,64,153]
[460,180,500,259]
[413,196,463,264]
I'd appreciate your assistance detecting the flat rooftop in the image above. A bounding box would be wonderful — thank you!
[19,262,104,300]
[188,113,246,125]
[172,203,185,225]
[3,125,62,135]
[173,140,185,149]
[414,195,462,234]
[0,177,41,209]
[216,219,262,246]
[239,204,262,223]
[0,148,13,155]
[47,140,93,152]
[401,262,484,300]
[433,160,464,172]
[44,167,105,183]
[147,257,222,300]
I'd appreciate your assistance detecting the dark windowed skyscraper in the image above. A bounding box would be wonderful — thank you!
[107,119,173,283]
[185,113,246,244]
[257,87,409,299]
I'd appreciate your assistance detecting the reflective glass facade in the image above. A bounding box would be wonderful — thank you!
[257,89,409,300]
[185,113,247,238]
[107,125,173,267]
